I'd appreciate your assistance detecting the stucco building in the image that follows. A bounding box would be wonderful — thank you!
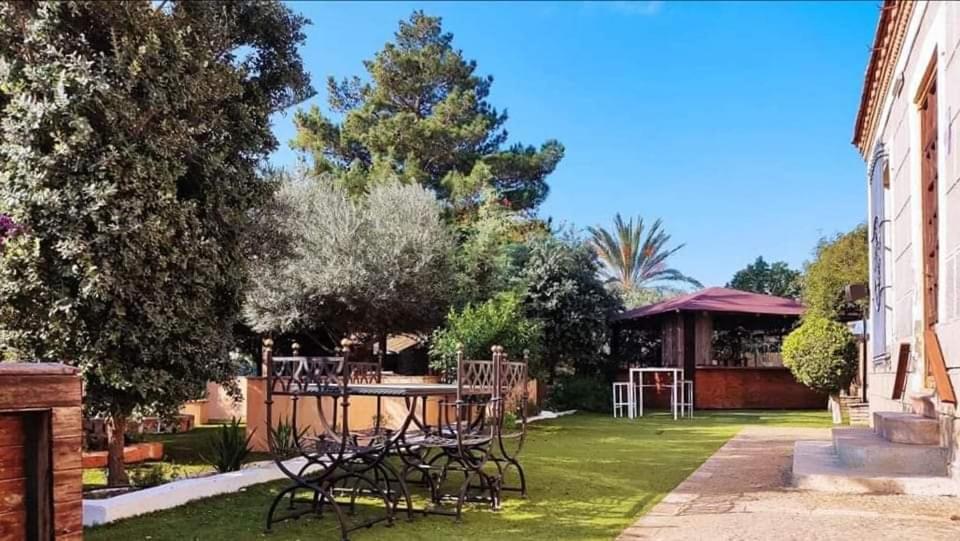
[854,0,960,487]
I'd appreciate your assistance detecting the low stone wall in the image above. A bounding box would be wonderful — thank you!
[180,378,247,425]
[695,367,826,409]
[245,374,449,453]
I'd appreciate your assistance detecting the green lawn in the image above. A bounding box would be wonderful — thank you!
[85,410,831,541]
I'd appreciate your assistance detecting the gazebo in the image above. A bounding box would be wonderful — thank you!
[610,287,826,409]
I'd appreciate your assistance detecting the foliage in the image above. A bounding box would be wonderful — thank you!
[291,11,563,211]
[269,415,309,459]
[801,224,868,318]
[618,286,683,310]
[85,412,832,541]
[727,256,801,298]
[129,463,186,489]
[546,375,611,412]
[0,214,20,251]
[451,190,541,307]
[782,316,857,395]
[203,418,255,474]
[429,292,542,375]
[588,214,701,297]
[520,236,621,381]
[244,175,454,338]
[0,1,312,484]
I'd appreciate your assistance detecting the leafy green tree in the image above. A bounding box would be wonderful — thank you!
[588,214,702,297]
[429,292,542,375]
[291,11,564,211]
[727,256,801,298]
[245,175,454,341]
[520,236,622,382]
[801,224,868,318]
[0,1,312,485]
[450,188,550,307]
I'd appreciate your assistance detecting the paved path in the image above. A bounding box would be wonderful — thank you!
[618,426,960,540]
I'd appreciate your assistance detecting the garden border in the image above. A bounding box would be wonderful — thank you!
[82,457,324,527]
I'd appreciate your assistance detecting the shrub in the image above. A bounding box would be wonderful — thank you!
[782,316,857,395]
[547,375,611,413]
[429,292,542,375]
[269,415,308,459]
[203,418,254,473]
[129,463,185,488]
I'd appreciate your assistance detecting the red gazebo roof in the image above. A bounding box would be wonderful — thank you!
[612,287,804,321]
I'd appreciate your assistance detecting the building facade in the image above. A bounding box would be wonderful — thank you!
[855,1,960,480]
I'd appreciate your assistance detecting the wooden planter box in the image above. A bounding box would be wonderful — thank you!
[81,442,165,469]
[0,363,83,540]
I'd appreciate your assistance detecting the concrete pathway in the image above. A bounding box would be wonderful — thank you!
[618,426,960,540]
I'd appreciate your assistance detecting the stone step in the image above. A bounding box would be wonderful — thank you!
[909,393,938,419]
[873,411,940,445]
[832,428,947,475]
[847,406,870,426]
[792,440,959,496]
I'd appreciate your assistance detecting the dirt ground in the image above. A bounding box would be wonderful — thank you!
[617,426,960,540]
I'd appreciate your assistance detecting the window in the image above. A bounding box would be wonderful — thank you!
[869,146,891,361]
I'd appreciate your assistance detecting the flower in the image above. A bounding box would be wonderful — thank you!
[0,214,21,249]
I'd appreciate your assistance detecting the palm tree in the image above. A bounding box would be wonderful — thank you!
[587,214,702,298]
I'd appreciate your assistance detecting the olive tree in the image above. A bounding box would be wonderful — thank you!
[0,1,312,485]
[244,175,454,342]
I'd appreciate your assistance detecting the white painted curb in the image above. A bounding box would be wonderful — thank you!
[525,409,577,424]
[82,457,322,527]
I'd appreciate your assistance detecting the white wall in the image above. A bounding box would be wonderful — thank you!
[865,0,960,478]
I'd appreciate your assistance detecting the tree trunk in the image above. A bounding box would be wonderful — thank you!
[106,412,129,487]
[828,394,843,425]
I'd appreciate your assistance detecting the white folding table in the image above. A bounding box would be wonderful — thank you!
[628,367,684,420]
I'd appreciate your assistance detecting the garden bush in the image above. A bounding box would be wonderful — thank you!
[203,418,254,473]
[782,316,857,395]
[546,374,611,413]
[429,292,542,375]
[268,415,308,459]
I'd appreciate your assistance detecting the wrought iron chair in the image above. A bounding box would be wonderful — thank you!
[491,347,529,498]
[264,339,408,540]
[411,344,502,520]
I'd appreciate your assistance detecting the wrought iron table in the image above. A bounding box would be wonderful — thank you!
[264,343,526,539]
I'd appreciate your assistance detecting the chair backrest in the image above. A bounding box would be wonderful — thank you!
[499,349,529,406]
[499,351,529,398]
[348,360,381,384]
[456,344,499,399]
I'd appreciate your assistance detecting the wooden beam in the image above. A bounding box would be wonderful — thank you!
[891,342,909,400]
[925,330,957,404]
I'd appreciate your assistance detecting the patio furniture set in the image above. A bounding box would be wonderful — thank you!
[612,367,694,420]
[263,339,529,541]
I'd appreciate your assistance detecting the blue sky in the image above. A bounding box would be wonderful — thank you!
[270,1,879,287]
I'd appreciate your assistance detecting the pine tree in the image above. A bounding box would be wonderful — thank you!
[291,11,563,212]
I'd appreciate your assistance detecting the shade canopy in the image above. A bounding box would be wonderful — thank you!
[612,287,804,322]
